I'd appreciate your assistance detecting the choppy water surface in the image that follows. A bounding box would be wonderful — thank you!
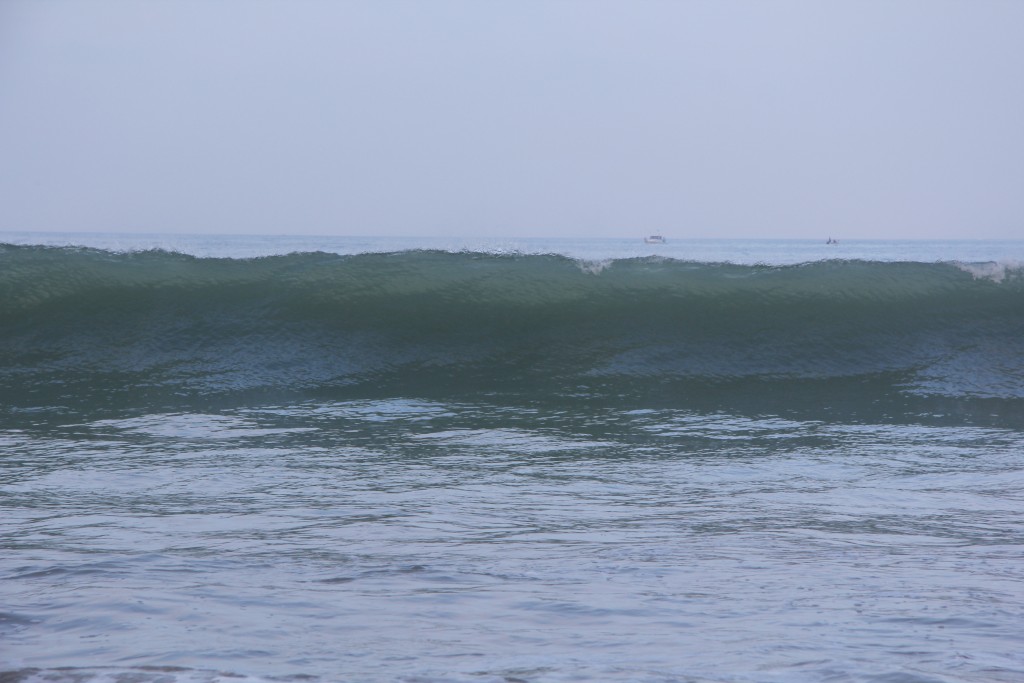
[2,236,1023,683]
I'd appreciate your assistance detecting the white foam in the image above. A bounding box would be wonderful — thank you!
[575,258,614,275]
[954,260,1023,282]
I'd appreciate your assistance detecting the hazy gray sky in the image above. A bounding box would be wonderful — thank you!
[1,0,1022,239]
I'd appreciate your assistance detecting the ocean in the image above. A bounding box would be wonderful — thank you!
[1,233,1023,683]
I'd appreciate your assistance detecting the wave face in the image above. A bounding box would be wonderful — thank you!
[2,245,1023,423]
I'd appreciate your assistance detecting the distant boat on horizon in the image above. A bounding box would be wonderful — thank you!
[644,235,666,244]
[827,237,838,244]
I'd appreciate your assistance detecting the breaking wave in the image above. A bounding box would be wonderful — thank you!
[2,245,1022,422]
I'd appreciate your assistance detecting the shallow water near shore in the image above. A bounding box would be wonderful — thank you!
[2,235,1023,683]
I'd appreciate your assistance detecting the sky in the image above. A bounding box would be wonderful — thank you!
[0,0,1022,240]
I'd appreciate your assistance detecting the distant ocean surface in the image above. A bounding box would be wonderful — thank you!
[2,233,1023,683]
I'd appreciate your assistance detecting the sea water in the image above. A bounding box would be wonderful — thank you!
[1,234,1023,683]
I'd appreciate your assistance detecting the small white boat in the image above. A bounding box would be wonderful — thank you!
[644,235,666,244]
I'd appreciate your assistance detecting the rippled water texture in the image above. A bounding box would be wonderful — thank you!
[3,400,1023,683]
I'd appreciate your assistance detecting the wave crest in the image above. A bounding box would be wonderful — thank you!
[1,246,1022,413]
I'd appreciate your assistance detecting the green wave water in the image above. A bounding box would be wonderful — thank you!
[2,245,1022,424]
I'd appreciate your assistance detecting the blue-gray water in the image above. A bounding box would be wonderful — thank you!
[2,234,1023,683]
